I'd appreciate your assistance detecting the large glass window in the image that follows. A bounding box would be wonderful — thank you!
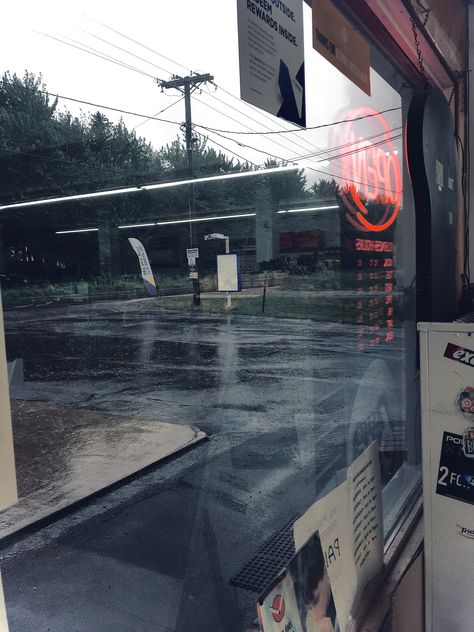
[0,1,419,630]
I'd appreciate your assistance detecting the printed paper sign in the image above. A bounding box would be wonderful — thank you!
[237,0,306,127]
[0,292,18,512]
[347,441,383,604]
[293,442,382,632]
[128,238,157,297]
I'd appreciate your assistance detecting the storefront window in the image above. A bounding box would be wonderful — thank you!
[0,1,419,629]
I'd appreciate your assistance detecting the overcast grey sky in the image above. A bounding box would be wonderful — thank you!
[1,0,402,186]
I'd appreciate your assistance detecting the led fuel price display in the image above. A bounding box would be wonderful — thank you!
[333,108,401,350]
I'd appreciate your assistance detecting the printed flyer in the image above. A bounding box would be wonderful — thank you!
[236,0,305,127]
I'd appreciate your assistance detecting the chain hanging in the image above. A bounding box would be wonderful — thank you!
[414,0,431,26]
[449,84,455,106]
[448,71,466,108]
[410,12,429,90]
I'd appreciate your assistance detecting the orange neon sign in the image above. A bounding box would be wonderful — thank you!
[337,107,402,233]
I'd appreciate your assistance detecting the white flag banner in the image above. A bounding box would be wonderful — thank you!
[128,238,157,297]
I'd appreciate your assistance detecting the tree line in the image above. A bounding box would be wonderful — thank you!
[0,71,339,282]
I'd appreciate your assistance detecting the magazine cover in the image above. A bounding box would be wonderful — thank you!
[257,531,339,632]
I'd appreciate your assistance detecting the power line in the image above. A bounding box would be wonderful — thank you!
[57,28,350,178]
[35,31,157,80]
[37,90,182,126]
[195,130,258,167]
[17,34,404,185]
[316,133,402,163]
[30,87,402,179]
[74,20,403,183]
[193,95,304,161]
[194,106,403,136]
[36,87,402,184]
[132,97,184,130]
[73,25,349,169]
[73,23,402,145]
[34,31,304,164]
[198,89,315,158]
[84,15,192,75]
[80,19,331,159]
[205,127,403,194]
[289,126,403,162]
[36,31,402,147]
[196,94,403,171]
[73,26,173,78]
[71,25,325,166]
[83,16,310,139]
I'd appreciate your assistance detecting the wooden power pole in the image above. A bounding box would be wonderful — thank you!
[158,73,214,306]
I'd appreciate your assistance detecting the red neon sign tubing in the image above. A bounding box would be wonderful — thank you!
[339,107,402,232]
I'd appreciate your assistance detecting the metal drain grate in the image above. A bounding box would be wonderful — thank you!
[230,516,298,593]
[455,311,474,323]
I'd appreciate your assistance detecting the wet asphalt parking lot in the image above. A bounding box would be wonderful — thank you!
[0,298,404,631]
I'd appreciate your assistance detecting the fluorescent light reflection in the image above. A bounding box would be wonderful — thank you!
[119,212,256,229]
[117,222,155,229]
[276,205,339,214]
[0,165,299,212]
[55,228,99,235]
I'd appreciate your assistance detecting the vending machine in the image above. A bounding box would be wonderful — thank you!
[419,323,474,631]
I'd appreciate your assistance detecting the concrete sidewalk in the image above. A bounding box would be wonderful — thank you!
[0,400,206,540]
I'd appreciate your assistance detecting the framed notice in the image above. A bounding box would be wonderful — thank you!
[0,292,18,511]
[236,0,305,127]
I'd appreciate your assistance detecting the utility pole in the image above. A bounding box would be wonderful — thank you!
[158,73,214,307]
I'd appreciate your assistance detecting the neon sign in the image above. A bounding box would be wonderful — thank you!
[337,107,402,233]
